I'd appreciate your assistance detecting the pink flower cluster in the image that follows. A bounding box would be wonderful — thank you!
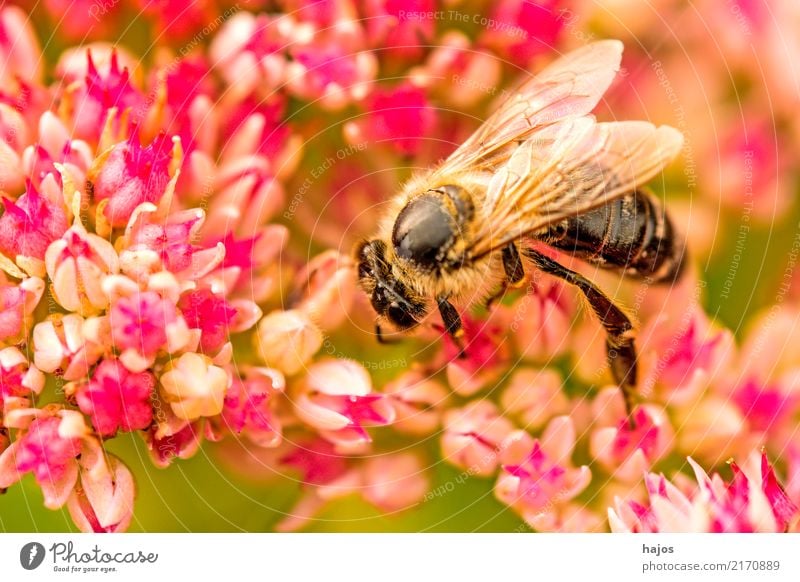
[1,0,799,533]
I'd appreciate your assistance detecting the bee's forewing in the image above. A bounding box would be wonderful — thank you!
[437,40,624,176]
[469,119,684,258]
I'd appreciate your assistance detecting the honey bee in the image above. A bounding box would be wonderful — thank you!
[355,40,685,419]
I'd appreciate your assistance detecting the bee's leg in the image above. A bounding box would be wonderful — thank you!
[523,248,638,427]
[437,297,467,358]
[485,243,527,310]
[375,323,402,344]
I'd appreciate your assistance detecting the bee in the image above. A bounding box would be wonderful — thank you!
[355,40,685,419]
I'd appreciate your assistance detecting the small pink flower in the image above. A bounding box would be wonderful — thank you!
[124,207,204,274]
[67,441,134,533]
[0,180,68,262]
[0,409,89,508]
[0,276,44,346]
[106,280,191,372]
[441,401,515,476]
[255,310,323,376]
[590,394,674,483]
[495,419,592,531]
[159,352,230,421]
[500,368,570,431]
[67,50,144,143]
[293,358,395,452]
[73,358,155,437]
[178,287,261,355]
[33,314,104,381]
[639,307,734,401]
[442,312,511,397]
[344,83,436,157]
[221,367,284,448]
[383,369,449,436]
[92,131,178,227]
[145,416,203,468]
[45,224,120,315]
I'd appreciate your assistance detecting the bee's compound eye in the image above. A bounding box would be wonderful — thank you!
[386,302,417,330]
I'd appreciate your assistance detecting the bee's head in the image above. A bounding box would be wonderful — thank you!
[355,239,427,331]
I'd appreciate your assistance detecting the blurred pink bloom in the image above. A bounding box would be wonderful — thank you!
[0,6,42,84]
[361,452,430,512]
[411,31,503,109]
[294,358,395,452]
[383,369,449,436]
[509,267,575,362]
[495,417,591,531]
[221,367,284,448]
[610,452,799,533]
[639,307,735,401]
[479,0,564,66]
[345,83,436,157]
[277,438,359,532]
[210,12,295,98]
[441,400,515,477]
[500,367,570,431]
[220,94,291,162]
[73,358,155,437]
[590,394,674,483]
[287,43,376,110]
[730,375,800,437]
[362,0,436,61]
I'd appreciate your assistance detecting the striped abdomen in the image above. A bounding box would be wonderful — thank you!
[536,189,684,282]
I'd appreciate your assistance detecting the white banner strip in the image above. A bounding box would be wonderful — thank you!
[1,533,799,581]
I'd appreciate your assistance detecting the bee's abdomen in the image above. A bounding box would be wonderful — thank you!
[537,190,683,282]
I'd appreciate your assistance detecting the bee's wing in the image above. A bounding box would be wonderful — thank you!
[434,39,624,176]
[467,117,684,259]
